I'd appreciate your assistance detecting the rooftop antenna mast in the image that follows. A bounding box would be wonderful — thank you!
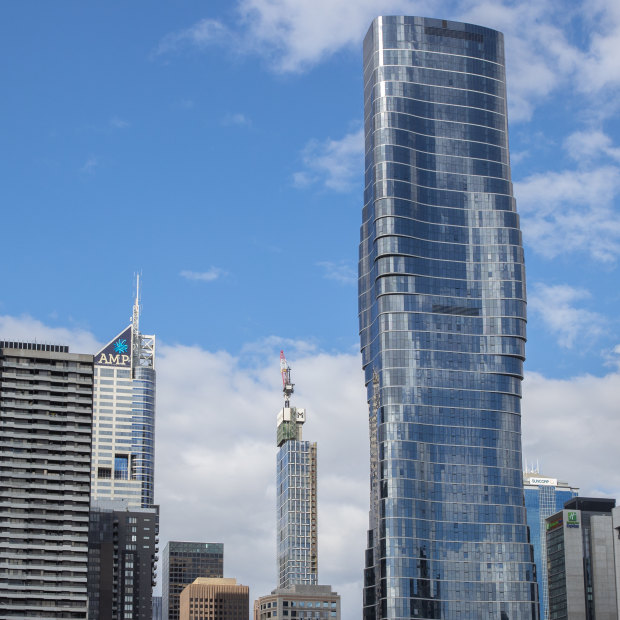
[280,350,294,408]
[132,273,141,336]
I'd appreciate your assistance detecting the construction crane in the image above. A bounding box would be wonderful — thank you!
[280,350,294,407]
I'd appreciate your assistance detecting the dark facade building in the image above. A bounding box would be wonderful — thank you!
[546,498,618,619]
[523,473,578,620]
[359,16,538,618]
[87,499,159,619]
[163,542,224,620]
[0,341,94,618]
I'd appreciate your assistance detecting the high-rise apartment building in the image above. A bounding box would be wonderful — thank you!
[546,498,619,619]
[254,355,339,620]
[90,279,156,509]
[523,472,578,620]
[359,17,538,618]
[276,352,317,588]
[179,578,249,620]
[163,542,224,620]
[87,499,159,619]
[0,341,94,618]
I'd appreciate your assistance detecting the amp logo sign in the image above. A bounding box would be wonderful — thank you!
[96,326,132,367]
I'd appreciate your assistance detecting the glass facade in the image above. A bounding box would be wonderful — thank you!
[277,440,318,588]
[162,541,224,620]
[90,319,156,509]
[359,17,538,619]
[523,476,578,620]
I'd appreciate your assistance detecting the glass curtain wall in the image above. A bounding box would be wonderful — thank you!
[359,16,538,619]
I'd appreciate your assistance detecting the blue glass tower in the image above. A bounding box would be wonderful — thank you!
[523,473,578,620]
[359,17,538,619]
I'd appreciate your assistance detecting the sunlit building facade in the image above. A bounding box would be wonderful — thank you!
[359,16,538,618]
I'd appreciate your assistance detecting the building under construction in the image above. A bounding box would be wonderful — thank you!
[276,351,318,588]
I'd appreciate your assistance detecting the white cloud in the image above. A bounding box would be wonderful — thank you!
[294,128,363,193]
[180,268,227,282]
[515,165,620,262]
[155,344,369,619]
[528,283,605,348]
[522,369,620,498]
[2,314,620,620]
[109,116,130,129]
[0,314,101,354]
[317,261,357,285]
[155,1,620,122]
[81,156,98,173]
[564,129,620,163]
[237,0,418,72]
[222,112,251,127]
[155,18,232,56]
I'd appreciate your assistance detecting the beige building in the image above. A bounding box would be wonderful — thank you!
[254,585,340,620]
[180,578,249,620]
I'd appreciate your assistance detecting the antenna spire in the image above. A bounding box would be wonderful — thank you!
[132,274,141,336]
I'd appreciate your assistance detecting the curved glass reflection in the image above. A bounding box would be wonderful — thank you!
[360,16,538,620]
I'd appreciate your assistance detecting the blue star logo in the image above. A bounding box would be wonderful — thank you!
[113,339,128,354]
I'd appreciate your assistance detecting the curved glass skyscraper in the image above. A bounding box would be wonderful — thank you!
[359,17,538,619]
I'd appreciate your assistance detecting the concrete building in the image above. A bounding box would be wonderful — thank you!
[523,472,579,620]
[153,596,162,620]
[546,497,618,619]
[163,542,224,620]
[179,578,248,620]
[87,499,159,619]
[254,585,339,620]
[359,16,538,618]
[0,341,94,618]
[277,353,317,588]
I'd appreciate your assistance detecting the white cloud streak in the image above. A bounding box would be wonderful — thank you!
[155,19,232,56]
[180,268,227,282]
[528,283,605,348]
[294,128,364,193]
[317,261,357,285]
[516,164,620,262]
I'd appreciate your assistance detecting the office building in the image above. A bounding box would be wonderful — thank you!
[163,542,224,620]
[90,279,156,509]
[277,352,317,589]
[88,280,159,618]
[546,498,619,619]
[255,585,339,620]
[87,499,159,619]
[523,472,578,620]
[179,578,249,620]
[0,341,94,618]
[359,17,538,618]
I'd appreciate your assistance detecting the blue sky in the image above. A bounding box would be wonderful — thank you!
[2,1,620,617]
